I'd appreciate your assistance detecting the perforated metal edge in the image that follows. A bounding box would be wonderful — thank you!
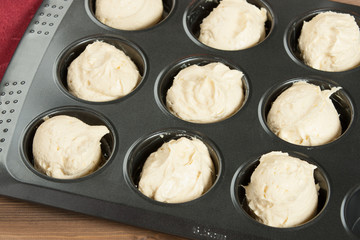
[0,0,73,157]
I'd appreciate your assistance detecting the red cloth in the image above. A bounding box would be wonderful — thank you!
[0,0,43,82]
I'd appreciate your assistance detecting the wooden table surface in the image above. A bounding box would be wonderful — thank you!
[332,0,360,4]
[1,0,359,239]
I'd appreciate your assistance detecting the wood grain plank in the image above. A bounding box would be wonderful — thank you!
[0,196,184,240]
[331,0,360,5]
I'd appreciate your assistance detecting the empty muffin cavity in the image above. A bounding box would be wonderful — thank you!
[155,55,249,123]
[259,78,353,146]
[285,9,360,72]
[184,0,274,50]
[86,0,175,31]
[124,129,221,204]
[231,151,330,228]
[55,35,147,103]
[21,107,115,181]
[341,185,360,238]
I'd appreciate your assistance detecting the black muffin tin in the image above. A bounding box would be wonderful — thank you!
[1,0,360,239]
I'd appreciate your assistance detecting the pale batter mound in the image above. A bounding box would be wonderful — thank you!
[267,81,341,146]
[95,0,163,30]
[166,62,244,123]
[138,137,215,203]
[199,0,267,50]
[244,151,319,228]
[299,11,360,72]
[33,115,110,179]
[67,41,140,102]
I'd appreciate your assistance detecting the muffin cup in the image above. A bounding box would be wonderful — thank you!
[231,151,330,228]
[21,106,116,181]
[341,185,360,238]
[154,54,250,123]
[54,34,147,103]
[284,8,360,72]
[184,0,274,51]
[123,128,222,204]
[258,77,354,146]
[86,0,176,31]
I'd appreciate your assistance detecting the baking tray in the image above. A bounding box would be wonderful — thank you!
[1,0,360,239]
